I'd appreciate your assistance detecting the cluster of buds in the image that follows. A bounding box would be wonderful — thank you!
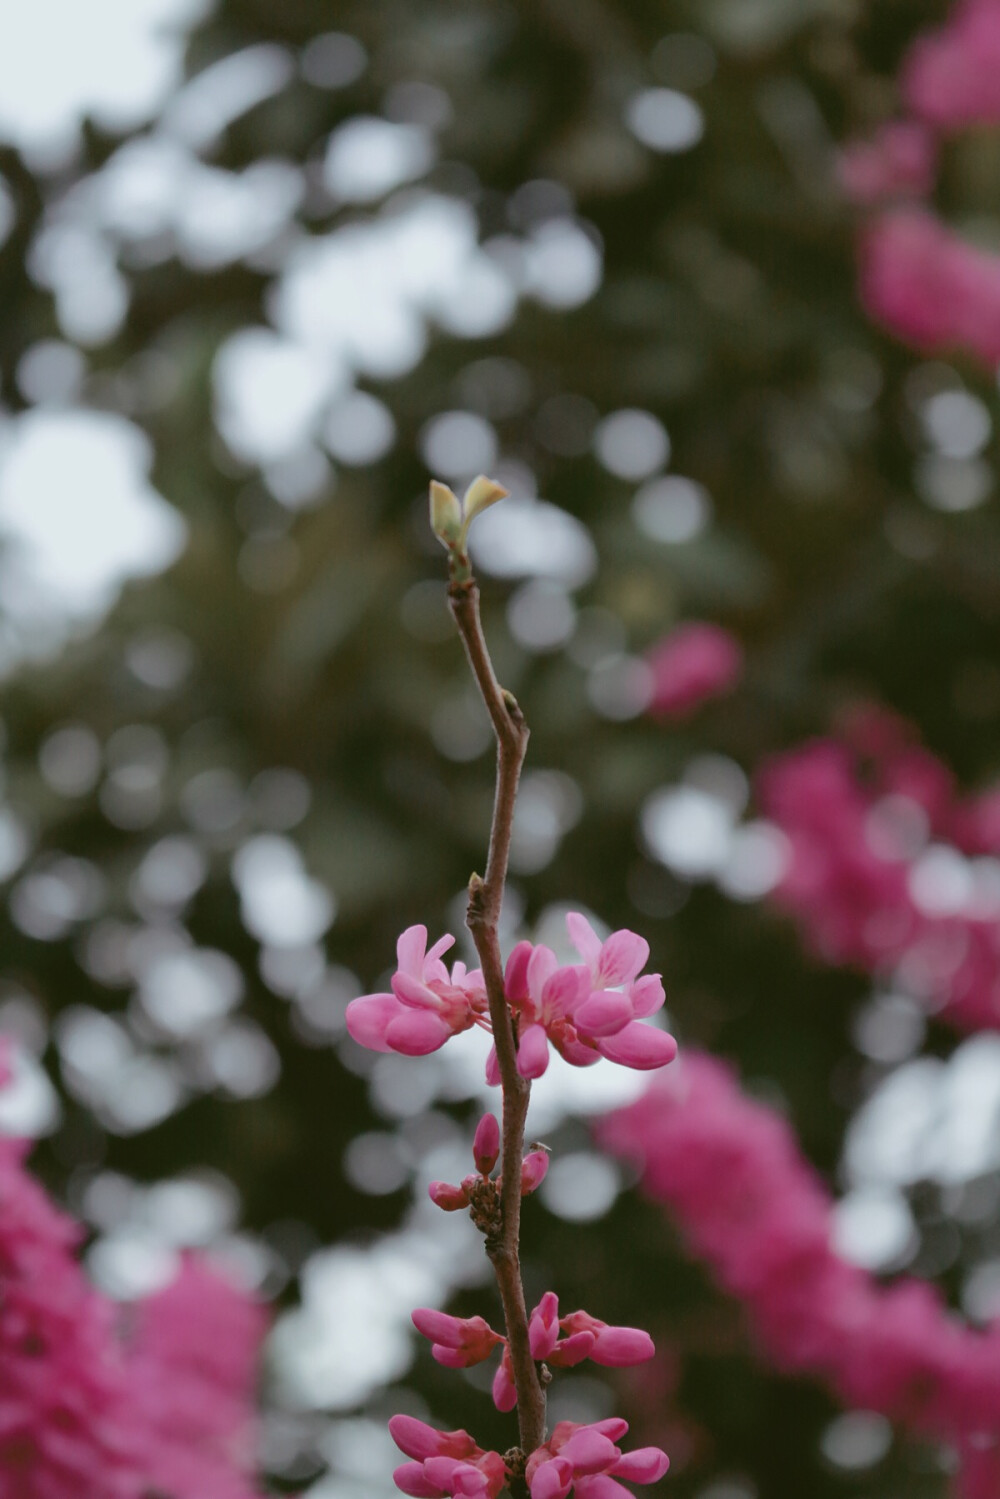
[389,1416,668,1499]
[428,1112,549,1221]
[346,913,676,1078]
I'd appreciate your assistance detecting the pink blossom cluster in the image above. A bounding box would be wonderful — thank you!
[428,1110,549,1211]
[756,705,1000,1031]
[389,1414,668,1499]
[597,1052,1000,1492]
[412,1291,655,1416]
[859,210,1000,366]
[346,914,677,1076]
[644,623,743,721]
[0,1133,266,1499]
[839,1,1000,362]
[902,0,1000,131]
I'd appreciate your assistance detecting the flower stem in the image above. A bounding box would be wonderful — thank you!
[448,576,546,1459]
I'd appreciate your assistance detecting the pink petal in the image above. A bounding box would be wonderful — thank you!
[520,1150,550,1195]
[412,1309,465,1348]
[432,1344,471,1369]
[589,1420,629,1443]
[492,1358,517,1413]
[590,1327,655,1367]
[557,1037,602,1068]
[540,964,590,1019]
[596,929,648,987]
[428,1180,470,1211]
[573,1477,632,1499]
[529,1291,559,1359]
[425,933,457,968]
[574,991,633,1039]
[393,972,446,1011]
[597,1022,677,1071]
[610,1448,670,1484]
[390,1416,450,1462]
[473,1113,500,1176]
[397,925,429,978]
[566,912,602,967]
[424,1459,464,1491]
[559,1429,619,1474]
[394,1462,442,1498]
[385,1010,453,1056]
[526,944,558,998]
[504,940,533,1001]
[530,1457,574,1499]
[485,1046,501,1087]
[346,993,403,1053]
[546,1330,596,1367]
[517,1023,550,1079]
[628,974,664,1018]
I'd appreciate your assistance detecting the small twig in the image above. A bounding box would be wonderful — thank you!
[448,576,546,1459]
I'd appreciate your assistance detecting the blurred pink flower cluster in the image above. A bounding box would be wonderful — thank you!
[598,1051,1000,1496]
[840,0,1000,361]
[644,623,743,720]
[346,913,676,1076]
[0,1133,266,1499]
[756,705,1000,1030]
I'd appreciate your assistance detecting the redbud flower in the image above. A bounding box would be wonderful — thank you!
[559,1310,655,1368]
[428,1180,472,1212]
[525,1420,668,1499]
[346,926,488,1057]
[491,1347,517,1413]
[390,1417,509,1499]
[473,1113,500,1176]
[521,1149,550,1196]
[411,1309,504,1369]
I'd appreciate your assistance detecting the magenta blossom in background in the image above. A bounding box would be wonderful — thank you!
[597,1051,1000,1495]
[859,209,1000,366]
[837,120,936,206]
[645,622,743,720]
[902,0,1000,131]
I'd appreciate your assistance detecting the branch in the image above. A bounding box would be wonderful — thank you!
[448,576,546,1459]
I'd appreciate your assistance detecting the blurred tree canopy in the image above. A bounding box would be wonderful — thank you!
[0,1,998,1496]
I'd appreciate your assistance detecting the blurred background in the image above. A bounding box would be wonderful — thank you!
[1,0,999,1495]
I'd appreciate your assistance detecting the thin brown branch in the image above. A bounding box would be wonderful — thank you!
[448,576,546,1459]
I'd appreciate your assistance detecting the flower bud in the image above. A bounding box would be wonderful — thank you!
[429,1180,470,1211]
[521,1149,550,1196]
[473,1113,500,1176]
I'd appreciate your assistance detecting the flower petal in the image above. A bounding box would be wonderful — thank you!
[566,912,602,967]
[517,1023,550,1079]
[596,929,648,987]
[610,1448,670,1484]
[597,1022,677,1071]
[386,1010,453,1056]
[397,925,429,977]
[346,993,404,1053]
[574,991,633,1039]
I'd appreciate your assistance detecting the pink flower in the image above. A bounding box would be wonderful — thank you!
[526,1293,654,1370]
[526,1421,669,1499]
[347,926,488,1057]
[645,622,742,719]
[411,1309,504,1369]
[859,209,1000,367]
[837,120,936,205]
[504,918,677,1079]
[389,1417,508,1499]
[902,0,1000,131]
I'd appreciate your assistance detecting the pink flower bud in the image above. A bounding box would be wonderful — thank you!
[473,1113,500,1176]
[611,1448,670,1484]
[389,1416,478,1463]
[521,1150,549,1196]
[492,1349,517,1412]
[412,1310,503,1367]
[545,1330,595,1368]
[428,1180,470,1212]
[528,1292,560,1360]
